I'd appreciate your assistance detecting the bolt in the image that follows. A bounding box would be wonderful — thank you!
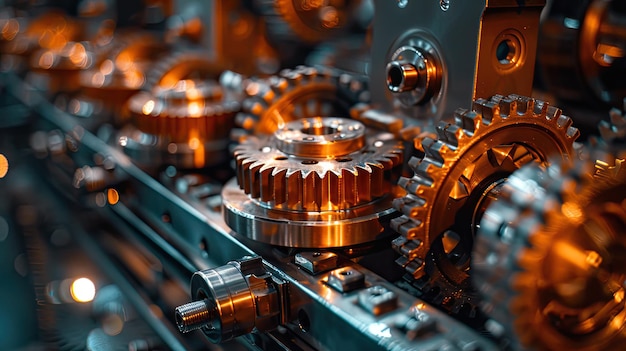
[386,61,419,93]
[175,300,214,333]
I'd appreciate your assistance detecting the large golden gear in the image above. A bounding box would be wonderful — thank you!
[391,95,579,318]
[235,65,368,135]
[474,156,626,351]
[391,94,580,286]
[234,117,402,211]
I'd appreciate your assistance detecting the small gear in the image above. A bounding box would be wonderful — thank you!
[257,0,358,43]
[391,94,580,315]
[234,117,402,211]
[473,155,626,351]
[146,50,222,90]
[235,65,368,136]
[128,79,239,143]
[122,78,240,169]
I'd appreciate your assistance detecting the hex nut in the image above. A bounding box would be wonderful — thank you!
[327,267,365,293]
[358,285,398,316]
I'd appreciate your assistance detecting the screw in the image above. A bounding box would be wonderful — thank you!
[175,300,214,333]
[440,0,450,11]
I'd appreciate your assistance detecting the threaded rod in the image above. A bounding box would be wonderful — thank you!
[175,299,212,333]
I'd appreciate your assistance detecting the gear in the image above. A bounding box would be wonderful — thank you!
[223,116,403,248]
[391,94,580,315]
[257,0,358,43]
[129,79,239,143]
[234,117,402,211]
[235,65,368,136]
[146,50,223,90]
[473,155,626,351]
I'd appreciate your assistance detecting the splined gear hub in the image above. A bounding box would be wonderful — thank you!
[391,94,580,314]
[223,117,403,248]
[473,157,626,351]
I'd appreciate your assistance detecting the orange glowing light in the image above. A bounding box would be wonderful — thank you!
[107,188,119,205]
[0,154,8,178]
[188,101,202,117]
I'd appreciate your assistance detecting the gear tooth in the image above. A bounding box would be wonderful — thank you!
[270,77,289,93]
[271,168,287,205]
[356,165,373,202]
[442,124,463,148]
[300,170,319,210]
[423,140,451,166]
[285,169,303,208]
[368,162,385,197]
[394,193,427,219]
[455,108,480,134]
[341,167,358,206]
[476,98,500,125]
[405,258,426,279]
[495,95,516,117]
[248,162,264,198]
[259,165,277,202]
[556,114,573,130]
[413,162,437,186]
[510,94,534,117]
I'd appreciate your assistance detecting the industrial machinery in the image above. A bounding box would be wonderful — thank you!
[0,0,624,350]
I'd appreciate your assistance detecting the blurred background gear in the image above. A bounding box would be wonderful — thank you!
[234,65,368,136]
[473,154,626,350]
[537,0,626,135]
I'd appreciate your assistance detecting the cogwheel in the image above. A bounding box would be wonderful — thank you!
[146,50,223,90]
[236,65,368,136]
[473,155,626,351]
[234,117,402,211]
[391,94,580,315]
[257,0,357,43]
[128,79,239,143]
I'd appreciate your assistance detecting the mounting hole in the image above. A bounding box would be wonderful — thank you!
[298,309,311,333]
[301,160,318,165]
[274,156,288,161]
[340,270,353,276]
[199,238,210,256]
[336,157,352,162]
[496,39,516,64]
[493,31,524,72]
[162,212,171,223]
